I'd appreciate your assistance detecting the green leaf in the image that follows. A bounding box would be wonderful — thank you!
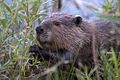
[2,2,12,13]
[0,18,6,28]
[97,14,120,21]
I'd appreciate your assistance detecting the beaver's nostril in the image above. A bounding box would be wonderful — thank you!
[40,28,44,33]
[36,27,44,34]
[36,27,39,33]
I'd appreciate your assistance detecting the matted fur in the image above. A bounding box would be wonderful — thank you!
[36,12,120,67]
[37,12,93,53]
[53,23,91,52]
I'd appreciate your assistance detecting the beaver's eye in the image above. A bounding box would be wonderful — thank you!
[53,21,60,26]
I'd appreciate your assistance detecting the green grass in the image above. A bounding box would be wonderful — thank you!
[0,0,120,80]
[0,0,45,79]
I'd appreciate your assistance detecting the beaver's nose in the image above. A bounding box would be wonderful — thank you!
[36,27,44,34]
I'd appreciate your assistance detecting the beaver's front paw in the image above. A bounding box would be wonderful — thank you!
[29,44,42,54]
[28,44,43,64]
[28,44,56,64]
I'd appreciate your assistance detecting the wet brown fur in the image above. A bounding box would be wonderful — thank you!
[36,12,120,67]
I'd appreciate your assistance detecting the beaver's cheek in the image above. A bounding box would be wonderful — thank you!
[46,31,52,42]
[37,35,51,43]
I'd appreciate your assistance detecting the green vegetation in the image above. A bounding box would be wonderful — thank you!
[0,0,120,80]
[98,0,120,20]
[0,0,45,79]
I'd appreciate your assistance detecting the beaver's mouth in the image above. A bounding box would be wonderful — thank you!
[41,41,50,44]
[40,41,52,49]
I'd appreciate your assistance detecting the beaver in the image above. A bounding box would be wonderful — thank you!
[36,13,92,52]
[31,12,120,68]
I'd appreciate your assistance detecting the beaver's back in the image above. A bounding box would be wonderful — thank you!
[35,13,120,68]
[94,20,120,51]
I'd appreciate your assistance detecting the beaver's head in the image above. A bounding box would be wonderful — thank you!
[36,13,82,46]
[35,13,90,51]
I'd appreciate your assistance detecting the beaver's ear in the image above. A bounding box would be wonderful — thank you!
[74,15,82,26]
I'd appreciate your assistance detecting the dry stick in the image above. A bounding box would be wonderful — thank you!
[92,27,100,80]
[52,0,62,12]
[27,60,65,80]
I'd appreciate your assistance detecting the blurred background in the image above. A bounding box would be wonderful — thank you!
[0,0,120,80]
[4,0,119,20]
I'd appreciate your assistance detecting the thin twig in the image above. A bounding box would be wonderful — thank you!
[92,24,100,80]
